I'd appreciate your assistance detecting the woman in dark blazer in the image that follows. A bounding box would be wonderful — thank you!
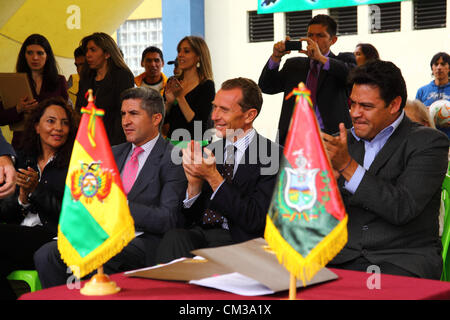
[0,97,76,300]
[75,32,134,146]
[0,34,68,150]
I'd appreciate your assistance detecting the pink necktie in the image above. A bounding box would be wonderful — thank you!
[122,146,144,194]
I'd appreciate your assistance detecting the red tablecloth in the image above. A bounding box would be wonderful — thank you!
[20,268,450,300]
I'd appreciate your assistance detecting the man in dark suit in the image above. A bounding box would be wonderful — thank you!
[34,87,187,288]
[0,131,16,199]
[155,77,281,263]
[322,60,449,279]
[259,14,355,146]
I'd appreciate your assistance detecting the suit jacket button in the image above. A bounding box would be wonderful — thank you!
[362,225,368,231]
[362,249,368,256]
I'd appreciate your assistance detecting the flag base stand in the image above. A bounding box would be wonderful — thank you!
[289,273,297,300]
[80,267,121,296]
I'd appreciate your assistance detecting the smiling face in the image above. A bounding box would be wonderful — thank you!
[121,98,161,146]
[211,88,256,141]
[35,105,70,153]
[350,84,401,141]
[25,44,47,72]
[85,40,110,71]
[176,39,199,71]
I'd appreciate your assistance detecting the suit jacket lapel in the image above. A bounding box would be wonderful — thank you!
[317,51,335,92]
[368,116,410,174]
[232,133,260,185]
[347,131,365,165]
[127,136,165,200]
[115,143,132,173]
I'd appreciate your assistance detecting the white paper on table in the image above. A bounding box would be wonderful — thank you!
[189,272,274,296]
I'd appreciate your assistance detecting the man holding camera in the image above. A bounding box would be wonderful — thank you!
[258,14,355,145]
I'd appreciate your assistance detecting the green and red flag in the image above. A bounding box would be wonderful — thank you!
[57,90,135,278]
[264,83,348,284]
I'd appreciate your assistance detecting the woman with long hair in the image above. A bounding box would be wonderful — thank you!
[0,97,76,299]
[353,43,380,66]
[164,36,215,141]
[0,34,68,150]
[75,32,134,145]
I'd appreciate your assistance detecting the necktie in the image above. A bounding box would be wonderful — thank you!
[122,146,144,194]
[202,145,236,226]
[306,60,319,106]
[306,60,325,129]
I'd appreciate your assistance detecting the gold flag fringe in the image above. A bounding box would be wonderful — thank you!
[264,214,348,285]
[57,223,135,279]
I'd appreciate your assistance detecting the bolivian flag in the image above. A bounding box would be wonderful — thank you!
[57,90,135,279]
[264,83,348,284]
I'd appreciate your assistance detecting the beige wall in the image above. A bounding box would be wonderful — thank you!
[205,0,450,141]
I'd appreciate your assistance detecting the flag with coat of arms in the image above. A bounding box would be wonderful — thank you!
[57,90,135,278]
[264,83,348,284]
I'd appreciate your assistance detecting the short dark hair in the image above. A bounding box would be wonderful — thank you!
[74,46,84,58]
[308,14,337,37]
[356,43,380,62]
[141,46,164,63]
[348,60,407,110]
[120,87,165,130]
[221,77,263,116]
[430,52,450,69]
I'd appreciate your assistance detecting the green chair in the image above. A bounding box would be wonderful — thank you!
[7,270,42,292]
[441,170,450,281]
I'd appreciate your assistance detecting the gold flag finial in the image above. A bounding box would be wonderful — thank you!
[88,89,94,102]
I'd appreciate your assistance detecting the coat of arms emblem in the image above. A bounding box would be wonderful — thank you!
[70,161,113,203]
[284,149,319,213]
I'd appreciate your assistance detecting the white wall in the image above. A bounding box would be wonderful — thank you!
[205,0,450,141]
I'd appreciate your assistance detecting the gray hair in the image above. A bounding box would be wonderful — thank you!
[120,87,165,130]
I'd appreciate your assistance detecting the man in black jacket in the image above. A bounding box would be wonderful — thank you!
[259,14,355,145]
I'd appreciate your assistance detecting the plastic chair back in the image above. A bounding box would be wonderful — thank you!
[7,270,42,292]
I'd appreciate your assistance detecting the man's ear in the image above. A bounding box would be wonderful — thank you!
[389,96,402,114]
[330,35,338,46]
[245,108,258,124]
[153,113,163,127]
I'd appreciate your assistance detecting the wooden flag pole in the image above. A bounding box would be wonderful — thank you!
[289,273,297,300]
[80,266,121,296]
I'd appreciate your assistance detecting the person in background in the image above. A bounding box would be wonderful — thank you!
[134,46,167,97]
[75,32,134,146]
[353,43,379,66]
[258,14,355,146]
[67,46,85,108]
[0,34,68,150]
[164,36,215,142]
[404,99,435,128]
[0,97,76,299]
[416,52,450,138]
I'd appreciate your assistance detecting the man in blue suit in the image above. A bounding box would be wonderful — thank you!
[34,87,187,287]
[0,131,16,198]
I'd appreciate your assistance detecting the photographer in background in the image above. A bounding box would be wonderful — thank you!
[258,14,355,146]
